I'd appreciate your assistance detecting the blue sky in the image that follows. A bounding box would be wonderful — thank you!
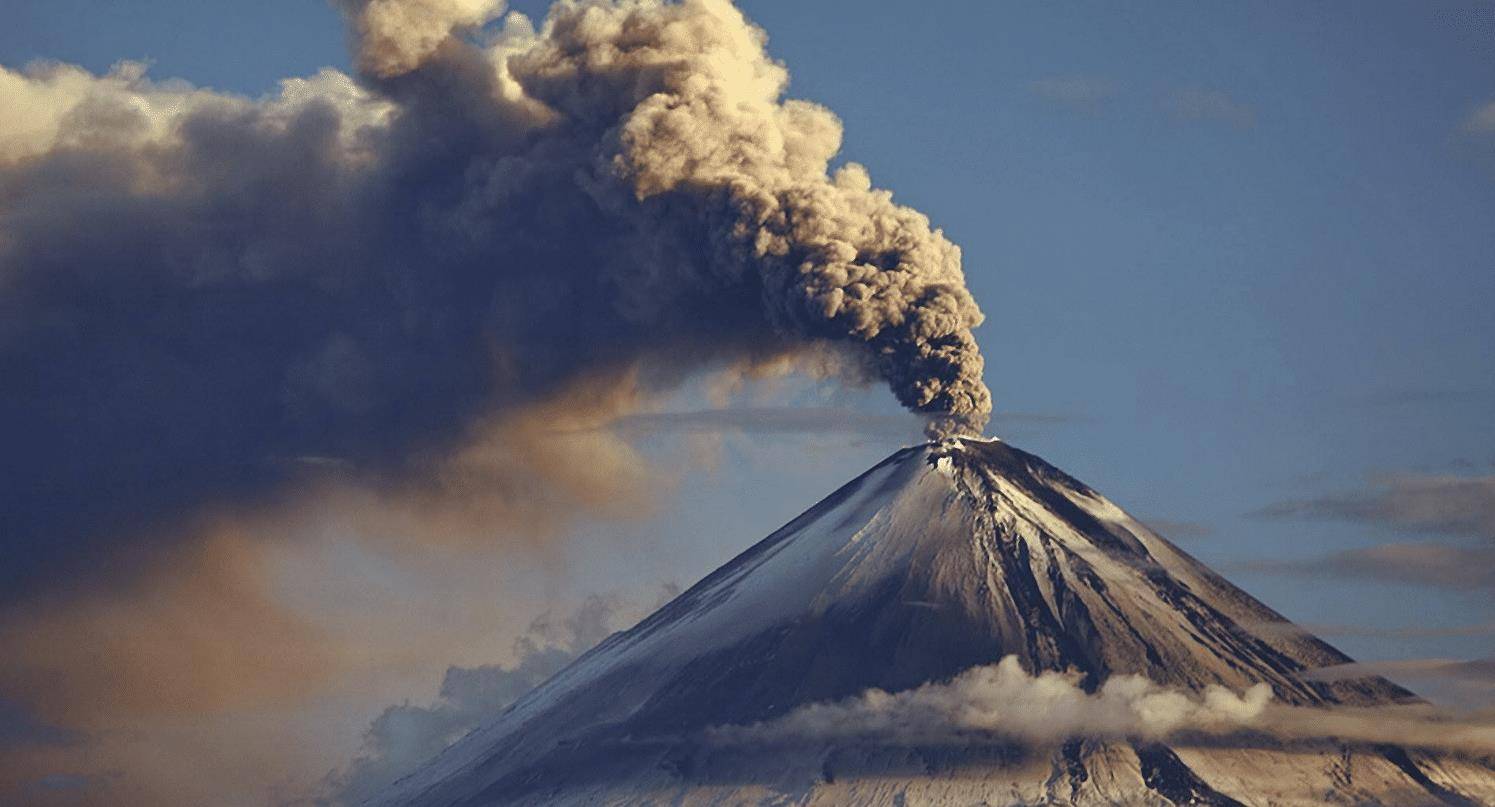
[2,1,1493,802]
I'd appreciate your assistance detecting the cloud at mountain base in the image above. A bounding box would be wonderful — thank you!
[710,656,1495,755]
[711,656,1273,746]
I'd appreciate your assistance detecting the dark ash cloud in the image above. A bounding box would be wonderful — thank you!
[0,0,994,605]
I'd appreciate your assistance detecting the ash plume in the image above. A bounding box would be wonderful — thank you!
[0,0,991,599]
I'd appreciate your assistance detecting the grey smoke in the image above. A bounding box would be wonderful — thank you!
[0,0,991,600]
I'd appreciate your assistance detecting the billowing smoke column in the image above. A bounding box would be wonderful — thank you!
[346,0,992,435]
[0,0,991,596]
[553,0,992,436]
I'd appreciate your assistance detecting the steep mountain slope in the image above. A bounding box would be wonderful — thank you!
[376,438,1493,806]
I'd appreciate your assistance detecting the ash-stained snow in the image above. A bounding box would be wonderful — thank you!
[374,438,1491,807]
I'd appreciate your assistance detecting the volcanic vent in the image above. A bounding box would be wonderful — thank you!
[376,438,1494,806]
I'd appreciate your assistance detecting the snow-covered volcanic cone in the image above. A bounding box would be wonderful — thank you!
[376,438,1495,806]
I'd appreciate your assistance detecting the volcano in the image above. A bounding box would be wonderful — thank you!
[376,438,1494,806]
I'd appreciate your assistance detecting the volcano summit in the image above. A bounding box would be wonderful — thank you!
[376,438,1495,806]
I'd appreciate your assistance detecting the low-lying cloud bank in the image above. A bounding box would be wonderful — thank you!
[710,656,1495,755]
[711,657,1272,746]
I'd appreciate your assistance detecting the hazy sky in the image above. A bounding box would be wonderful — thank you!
[3,1,1492,804]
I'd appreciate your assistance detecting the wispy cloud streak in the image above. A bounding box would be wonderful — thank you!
[1252,472,1495,590]
[1258,474,1495,541]
[1239,543,1495,591]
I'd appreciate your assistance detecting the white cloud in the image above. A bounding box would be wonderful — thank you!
[712,656,1272,746]
[711,656,1495,755]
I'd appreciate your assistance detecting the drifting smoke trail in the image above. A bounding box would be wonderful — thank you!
[0,0,991,598]
[481,0,993,434]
